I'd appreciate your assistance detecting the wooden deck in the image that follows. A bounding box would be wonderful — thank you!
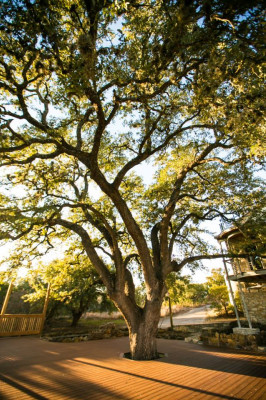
[0,336,265,399]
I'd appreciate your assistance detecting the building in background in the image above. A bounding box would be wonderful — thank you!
[216,214,266,327]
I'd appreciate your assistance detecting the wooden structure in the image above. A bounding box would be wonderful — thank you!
[216,223,266,327]
[0,282,50,337]
[1,336,266,400]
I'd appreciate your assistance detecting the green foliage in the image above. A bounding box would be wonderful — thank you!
[166,273,191,305]
[206,268,230,316]
[187,282,209,305]
[0,281,9,311]
[165,272,208,306]
[24,256,114,326]
[0,279,37,314]
[135,282,146,307]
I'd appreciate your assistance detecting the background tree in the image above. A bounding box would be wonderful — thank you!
[0,276,35,314]
[187,283,208,305]
[24,256,112,327]
[165,273,191,305]
[0,0,265,359]
[0,281,9,312]
[165,272,208,306]
[230,209,266,269]
[206,268,231,316]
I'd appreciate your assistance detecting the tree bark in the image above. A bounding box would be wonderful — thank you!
[126,301,162,360]
[223,303,229,317]
[71,311,83,327]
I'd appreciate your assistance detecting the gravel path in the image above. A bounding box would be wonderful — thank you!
[159,305,218,328]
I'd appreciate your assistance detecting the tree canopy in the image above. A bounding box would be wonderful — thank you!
[0,0,265,359]
[165,272,208,306]
[206,267,231,316]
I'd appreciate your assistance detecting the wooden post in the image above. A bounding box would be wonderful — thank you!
[168,296,174,330]
[40,283,50,334]
[219,242,241,328]
[238,281,253,329]
[1,281,13,316]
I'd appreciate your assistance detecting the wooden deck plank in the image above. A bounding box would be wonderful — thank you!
[0,337,265,400]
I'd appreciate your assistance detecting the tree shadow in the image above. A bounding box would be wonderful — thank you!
[157,340,266,378]
[0,369,128,400]
[0,374,47,400]
[72,358,243,400]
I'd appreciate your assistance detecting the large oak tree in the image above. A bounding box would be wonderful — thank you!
[0,0,265,359]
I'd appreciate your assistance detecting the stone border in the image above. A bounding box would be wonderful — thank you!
[42,324,129,342]
[42,321,266,353]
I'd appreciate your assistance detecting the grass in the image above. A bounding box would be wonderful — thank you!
[42,316,127,336]
[79,318,126,327]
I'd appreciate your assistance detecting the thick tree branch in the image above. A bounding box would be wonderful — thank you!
[171,253,265,272]
[113,122,217,189]
[160,137,233,275]
[1,148,62,166]
[50,218,114,292]
[81,204,125,290]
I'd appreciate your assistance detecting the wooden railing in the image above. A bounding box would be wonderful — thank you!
[0,281,50,337]
[0,314,44,336]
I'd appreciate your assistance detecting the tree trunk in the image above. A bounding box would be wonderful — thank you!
[223,303,229,317]
[109,273,165,360]
[126,302,162,360]
[71,311,83,327]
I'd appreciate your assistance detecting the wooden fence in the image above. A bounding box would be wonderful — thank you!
[0,314,44,336]
[0,282,50,337]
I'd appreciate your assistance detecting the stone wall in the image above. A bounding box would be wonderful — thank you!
[43,323,129,342]
[243,287,266,325]
[200,328,266,352]
[42,321,266,353]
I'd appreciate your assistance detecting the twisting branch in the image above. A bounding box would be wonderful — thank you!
[86,87,106,162]
[80,204,126,291]
[160,137,233,275]
[171,252,265,272]
[49,218,114,292]
[0,225,34,241]
[35,82,50,128]
[123,253,140,268]
[0,135,59,154]
[1,148,63,166]
[112,122,217,189]
[198,156,246,166]
[151,223,161,274]
[168,214,192,256]
[76,107,94,150]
